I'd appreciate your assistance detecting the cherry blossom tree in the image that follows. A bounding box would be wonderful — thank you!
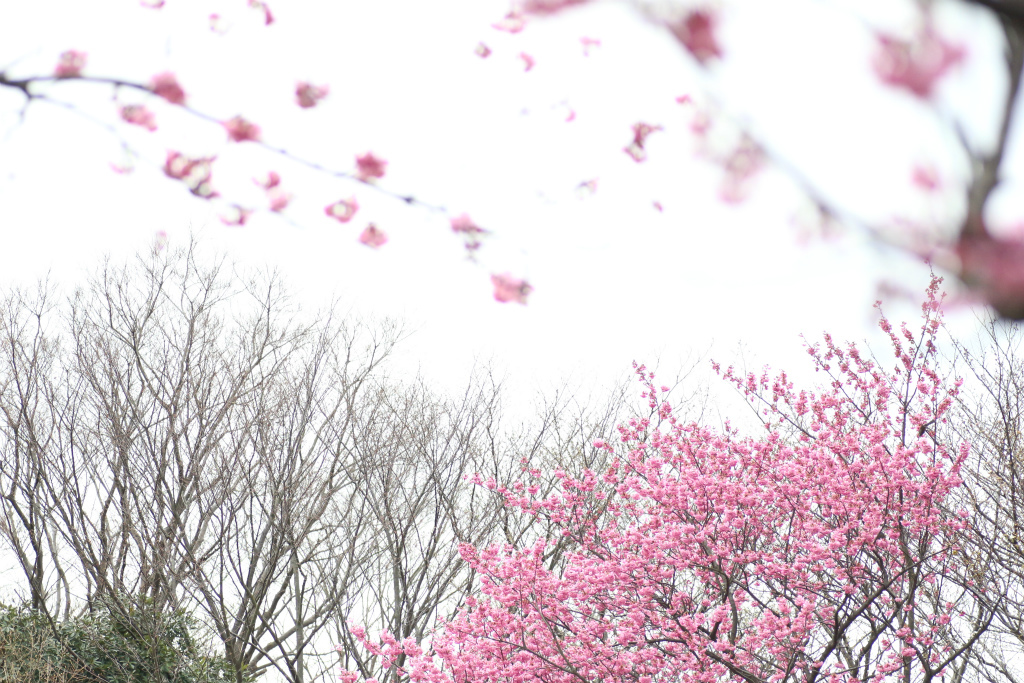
[341,278,994,683]
[2,1,1024,313]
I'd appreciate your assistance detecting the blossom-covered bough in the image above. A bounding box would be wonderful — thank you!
[2,0,1024,312]
[341,277,993,683]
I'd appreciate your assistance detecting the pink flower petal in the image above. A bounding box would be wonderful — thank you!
[325,198,359,223]
[120,104,158,131]
[54,50,86,78]
[295,82,329,108]
[359,224,388,248]
[223,116,261,142]
[355,153,387,182]
[150,72,186,105]
[669,11,722,64]
[491,273,533,304]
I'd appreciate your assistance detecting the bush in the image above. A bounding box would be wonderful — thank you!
[0,598,236,683]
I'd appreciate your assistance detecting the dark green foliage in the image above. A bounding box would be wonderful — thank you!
[0,598,237,683]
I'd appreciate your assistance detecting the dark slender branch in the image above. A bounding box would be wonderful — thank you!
[963,13,1024,236]
[0,72,451,216]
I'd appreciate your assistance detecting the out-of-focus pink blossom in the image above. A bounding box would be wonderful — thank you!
[221,206,253,226]
[253,171,288,210]
[54,50,86,78]
[154,230,168,251]
[493,12,525,33]
[120,104,157,131]
[140,0,165,8]
[575,178,598,197]
[669,10,722,64]
[150,72,186,105]
[520,52,535,71]
[690,110,711,137]
[581,36,601,56]
[223,116,261,142]
[451,214,486,235]
[164,151,217,199]
[565,108,576,122]
[268,190,291,212]
[295,82,329,108]
[209,14,229,34]
[653,201,663,212]
[355,153,387,182]
[957,231,1024,319]
[676,94,692,104]
[249,0,274,25]
[491,273,533,304]
[718,136,763,204]
[255,171,281,189]
[325,198,359,222]
[521,0,590,15]
[624,122,662,162]
[912,165,940,191]
[451,213,489,253]
[475,43,492,58]
[873,27,964,98]
[359,224,388,248]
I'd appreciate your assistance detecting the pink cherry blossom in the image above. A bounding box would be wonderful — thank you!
[520,0,591,15]
[451,213,489,253]
[669,10,722,64]
[140,0,164,7]
[342,279,968,683]
[520,52,535,71]
[355,153,387,182]
[490,273,532,304]
[325,198,359,222]
[255,171,281,190]
[163,151,217,199]
[358,224,388,248]
[581,36,601,55]
[249,0,274,25]
[295,81,329,108]
[475,43,492,58]
[220,205,253,226]
[253,171,289,210]
[957,231,1024,319]
[119,104,157,131]
[912,165,940,191]
[676,93,692,104]
[223,116,261,142]
[873,26,964,98]
[623,122,662,162]
[492,12,525,33]
[718,135,763,203]
[268,190,291,212]
[209,14,229,34]
[150,72,186,105]
[450,213,485,235]
[576,178,598,197]
[54,50,86,78]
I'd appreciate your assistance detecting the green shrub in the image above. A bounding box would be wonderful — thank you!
[0,598,235,683]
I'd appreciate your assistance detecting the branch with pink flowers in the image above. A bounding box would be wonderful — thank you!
[654,2,1024,318]
[0,53,534,304]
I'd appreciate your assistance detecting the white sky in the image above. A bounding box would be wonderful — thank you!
[0,0,1018,412]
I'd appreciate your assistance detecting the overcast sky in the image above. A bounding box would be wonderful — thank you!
[0,0,1017,413]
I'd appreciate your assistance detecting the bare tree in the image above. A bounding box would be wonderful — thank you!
[0,242,403,682]
[949,318,1024,683]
